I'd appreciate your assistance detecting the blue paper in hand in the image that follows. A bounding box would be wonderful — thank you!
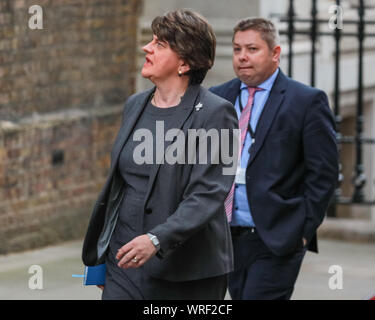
[83,264,106,286]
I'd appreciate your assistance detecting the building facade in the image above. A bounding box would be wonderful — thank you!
[0,0,142,254]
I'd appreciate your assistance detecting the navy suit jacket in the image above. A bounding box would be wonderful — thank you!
[210,69,338,255]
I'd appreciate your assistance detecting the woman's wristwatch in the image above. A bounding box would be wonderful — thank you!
[147,233,160,251]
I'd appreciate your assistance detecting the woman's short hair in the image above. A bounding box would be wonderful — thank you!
[151,9,216,85]
[233,17,280,50]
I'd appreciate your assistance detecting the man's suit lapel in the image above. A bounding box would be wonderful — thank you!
[143,84,201,207]
[221,78,241,105]
[247,70,288,167]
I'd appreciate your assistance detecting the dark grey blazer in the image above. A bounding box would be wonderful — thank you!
[82,84,239,282]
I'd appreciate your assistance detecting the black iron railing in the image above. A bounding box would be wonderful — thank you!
[273,0,375,215]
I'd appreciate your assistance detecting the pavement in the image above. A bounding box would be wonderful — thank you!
[0,238,374,300]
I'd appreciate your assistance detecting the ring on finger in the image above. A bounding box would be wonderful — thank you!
[131,257,138,263]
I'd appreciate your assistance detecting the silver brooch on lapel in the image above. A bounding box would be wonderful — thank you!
[195,103,203,111]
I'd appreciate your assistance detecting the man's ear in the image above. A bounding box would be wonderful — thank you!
[272,45,281,63]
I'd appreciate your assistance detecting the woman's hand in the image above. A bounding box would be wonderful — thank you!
[116,234,157,269]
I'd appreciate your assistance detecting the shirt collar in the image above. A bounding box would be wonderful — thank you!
[240,67,279,92]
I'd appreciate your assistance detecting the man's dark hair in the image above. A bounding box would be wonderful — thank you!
[233,17,280,50]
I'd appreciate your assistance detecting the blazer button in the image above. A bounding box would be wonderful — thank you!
[145,208,152,214]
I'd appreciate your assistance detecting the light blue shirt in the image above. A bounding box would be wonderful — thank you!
[231,68,279,227]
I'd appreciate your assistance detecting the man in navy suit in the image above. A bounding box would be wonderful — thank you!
[210,18,338,300]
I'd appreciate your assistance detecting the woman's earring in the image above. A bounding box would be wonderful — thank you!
[178,70,182,77]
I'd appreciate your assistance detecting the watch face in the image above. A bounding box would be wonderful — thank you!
[148,234,160,248]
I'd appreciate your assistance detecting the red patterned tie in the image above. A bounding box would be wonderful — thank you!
[224,87,262,222]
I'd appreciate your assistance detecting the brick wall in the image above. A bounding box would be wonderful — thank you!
[0,0,143,254]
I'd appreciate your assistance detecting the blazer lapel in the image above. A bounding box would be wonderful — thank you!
[110,88,155,171]
[143,84,201,207]
[247,70,288,167]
